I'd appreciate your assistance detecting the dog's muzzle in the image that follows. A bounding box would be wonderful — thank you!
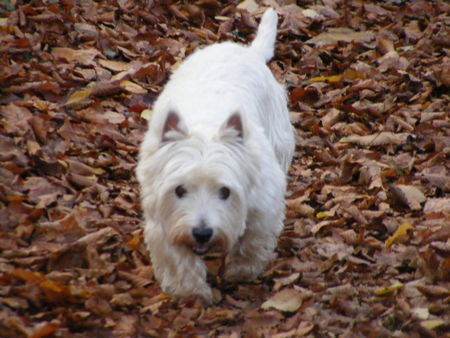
[192,227,213,255]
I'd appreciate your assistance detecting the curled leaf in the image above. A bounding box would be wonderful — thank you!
[385,223,414,248]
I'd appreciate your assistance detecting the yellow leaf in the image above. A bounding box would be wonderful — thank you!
[34,100,49,111]
[420,319,445,330]
[316,211,331,219]
[141,109,153,121]
[40,279,66,294]
[156,293,171,301]
[214,16,230,21]
[375,281,404,296]
[92,167,106,175]
[385,223,414,248]
[57,160,68,169]
[120,80,147,94]
[343,69,365,81]
[66,88,91,105]
[308,75,342,83]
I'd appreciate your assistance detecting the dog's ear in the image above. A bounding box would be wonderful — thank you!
[161,111,188,143]
[219,112,244,143]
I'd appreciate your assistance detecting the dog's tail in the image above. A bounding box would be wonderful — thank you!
[250,8,278,62]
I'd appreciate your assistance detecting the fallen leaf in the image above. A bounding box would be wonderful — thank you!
[51,47,101,65]
[340,132,411,147]
[237,0,259,13]
[385,223,414,248]
[306,28,375,46]
[390,185,426,210]
[423,198,450,214]
[375,281,404,296]
[420,319,446,330]
[141,109,153,120]
[65,89,92,107]
[308,75,342,83]
[98,59,131,72]
[120,80,147,95]
[261,289,303,312]
[273,273,300,291]
[412,307,429,320]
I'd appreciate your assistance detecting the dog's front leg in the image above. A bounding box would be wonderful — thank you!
[224,213,282,282]
[147,235,213,304]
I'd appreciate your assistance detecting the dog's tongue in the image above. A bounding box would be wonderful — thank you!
[192,245,210,255]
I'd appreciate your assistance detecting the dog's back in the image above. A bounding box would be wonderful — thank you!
[152,8,295,172]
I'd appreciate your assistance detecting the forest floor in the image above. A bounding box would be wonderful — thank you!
[0,0,449,337]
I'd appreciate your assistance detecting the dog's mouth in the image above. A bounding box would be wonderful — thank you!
[191,244,211,256]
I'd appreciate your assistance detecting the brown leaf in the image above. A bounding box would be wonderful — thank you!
[85,297,112,315]
[404,20,422,43]
[111,293,135,307]
[1,103,33,136]
[261,288,304,312]
[273,273,300,291]
[306,28,375,46]
[389,185,426,210]
[416,285,450,297]
[340,132,411,147]
[52,47,101,66]
[23,177,65,207]
[423,198,450,214]
[377,51,410,72]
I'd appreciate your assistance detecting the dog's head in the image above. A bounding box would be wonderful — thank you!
[137,111,256,256]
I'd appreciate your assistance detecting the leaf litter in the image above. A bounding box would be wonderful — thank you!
[0,0,449,337]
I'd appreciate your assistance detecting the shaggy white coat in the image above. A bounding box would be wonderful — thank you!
[136,8,295,304]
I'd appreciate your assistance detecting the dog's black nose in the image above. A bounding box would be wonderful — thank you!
[192,227,213,244]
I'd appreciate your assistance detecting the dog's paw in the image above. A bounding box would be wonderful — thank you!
[174,287,213,306]
[191,288,213,306]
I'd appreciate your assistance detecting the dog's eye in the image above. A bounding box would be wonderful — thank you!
[219,187,230,200]
[175,185,187,198]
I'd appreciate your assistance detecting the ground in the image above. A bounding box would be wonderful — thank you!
[0,0,449,337]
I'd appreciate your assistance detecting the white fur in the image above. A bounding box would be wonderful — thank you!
[136,8,295,304]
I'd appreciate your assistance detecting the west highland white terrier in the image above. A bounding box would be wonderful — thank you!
[136,8,295,304]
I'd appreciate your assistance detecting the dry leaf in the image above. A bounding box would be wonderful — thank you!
[390,185,426,210]
[237,0,259,13]
[306,28,375,46]
[420,319,446,330]
[423,198,450,214]
[385,223,414,248]
[1,1,449,336]
[308,75,342,83]
[375,281,404,296]
[412,307,429,320]
[340,132,411,147]
[65,89,92,106]
[141,109,153,121]
[261,289,303,312]
[120,80,147,94]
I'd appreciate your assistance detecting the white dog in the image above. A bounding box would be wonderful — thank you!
[136,8,295,304]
